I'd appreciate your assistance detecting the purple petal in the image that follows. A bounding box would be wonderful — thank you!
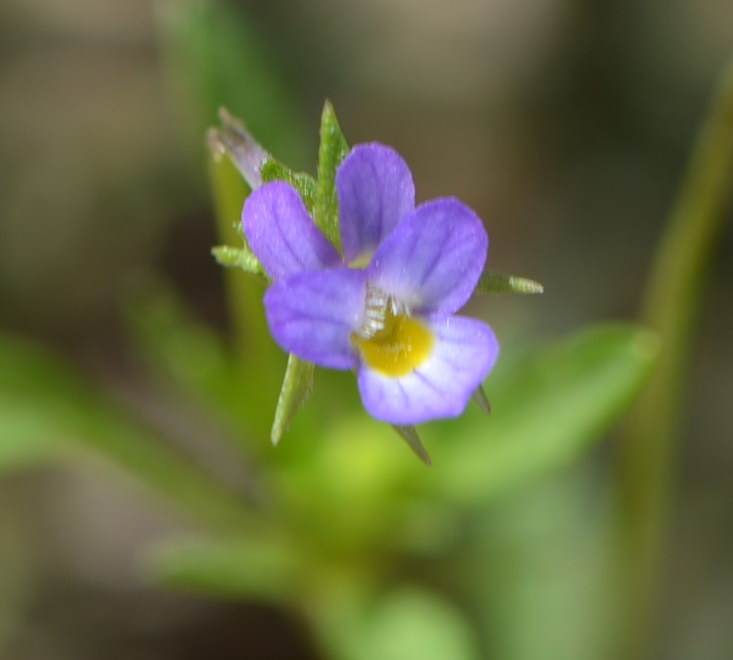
[265,268,367,370]
[357,315,498,424]
[367,198,487,315]
[336,143,415,265]
[242,181,342,281]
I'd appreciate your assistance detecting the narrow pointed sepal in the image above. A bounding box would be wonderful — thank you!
[208,108,270,191]
[271,353,315,445]
[391,425,432,466]
[315,100,350,249]
[260,161,318,213]
[477,271,544,295]
[211,245,265,276]
[472,385,491,415]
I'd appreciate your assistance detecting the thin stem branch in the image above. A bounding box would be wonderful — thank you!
[207,138,283,440]
[617,58,733,658]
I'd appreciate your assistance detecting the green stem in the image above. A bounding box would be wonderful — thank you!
[617,58,733,658]
[208,150,283,438]
[208,153,272,368]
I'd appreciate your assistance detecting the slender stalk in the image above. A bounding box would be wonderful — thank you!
[208,151,273,371]
[208,145,283,442]
[617,58,733,658]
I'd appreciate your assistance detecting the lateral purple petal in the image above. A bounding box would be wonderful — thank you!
[242,181,341,281]
[264,267,366,370]
[336,143,415,265]
[357,315,498,424]
[367,198,487,315]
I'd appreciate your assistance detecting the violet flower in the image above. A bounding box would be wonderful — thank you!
[242,143,499,425]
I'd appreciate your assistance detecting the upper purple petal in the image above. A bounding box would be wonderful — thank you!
[366,198,488,315]
[336,143,415,265]
[242,181,342,281]
[357,315,499,424]
[264,267,366,370]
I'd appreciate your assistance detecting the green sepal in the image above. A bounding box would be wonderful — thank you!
[260,160,318,213]
[207,108,271,191]
[314,100,350,250]
[391,425,432,466]
[271,353,316,445]
[211,245,264,276]
[476,271,544,295]
[471,385,491,414]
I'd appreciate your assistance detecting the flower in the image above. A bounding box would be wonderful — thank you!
[242,143,499,425]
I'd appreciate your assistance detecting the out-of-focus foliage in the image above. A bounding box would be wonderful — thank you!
[2,0,731,658]
[158,0,307,166]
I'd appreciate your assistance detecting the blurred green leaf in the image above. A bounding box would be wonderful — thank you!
[261,160,318,212]
[159,0,307,166]
[0,333,256,529]
[271,354,315,445]
[474,469,614,660]
[427,324,658,505]
[125,287,239,409]
[342,588,481,660]
[0,339,75,471]
[146,535,300,603]
[0,399,63,472]
[315,100,350,249]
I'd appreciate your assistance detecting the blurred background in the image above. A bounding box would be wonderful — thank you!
[0,0,731,658]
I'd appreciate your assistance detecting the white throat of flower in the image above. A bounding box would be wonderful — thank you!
[357,284,411,340]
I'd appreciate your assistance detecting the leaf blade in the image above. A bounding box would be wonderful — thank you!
[428,324,658,504]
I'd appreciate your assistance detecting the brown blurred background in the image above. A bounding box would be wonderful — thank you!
[1,0,731,658]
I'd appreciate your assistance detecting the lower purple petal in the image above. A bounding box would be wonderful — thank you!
[357,315,498,424]
[265,268,367,369]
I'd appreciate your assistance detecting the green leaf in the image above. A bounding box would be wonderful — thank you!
[271,354,315,445]
[315,100,350,249]
[474,469,614,660]
[476,271,544,295]
[0,400,63,472]
[0,333,256,530]
[427,324,659,505]
[158,0,306,166]
[342,588,481,660]
[211,244,264,275]
[0,334,95,473]
[123,284,278,442]
[146,536,301,603]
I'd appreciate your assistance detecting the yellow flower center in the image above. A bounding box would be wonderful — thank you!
[353,306,434,377]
